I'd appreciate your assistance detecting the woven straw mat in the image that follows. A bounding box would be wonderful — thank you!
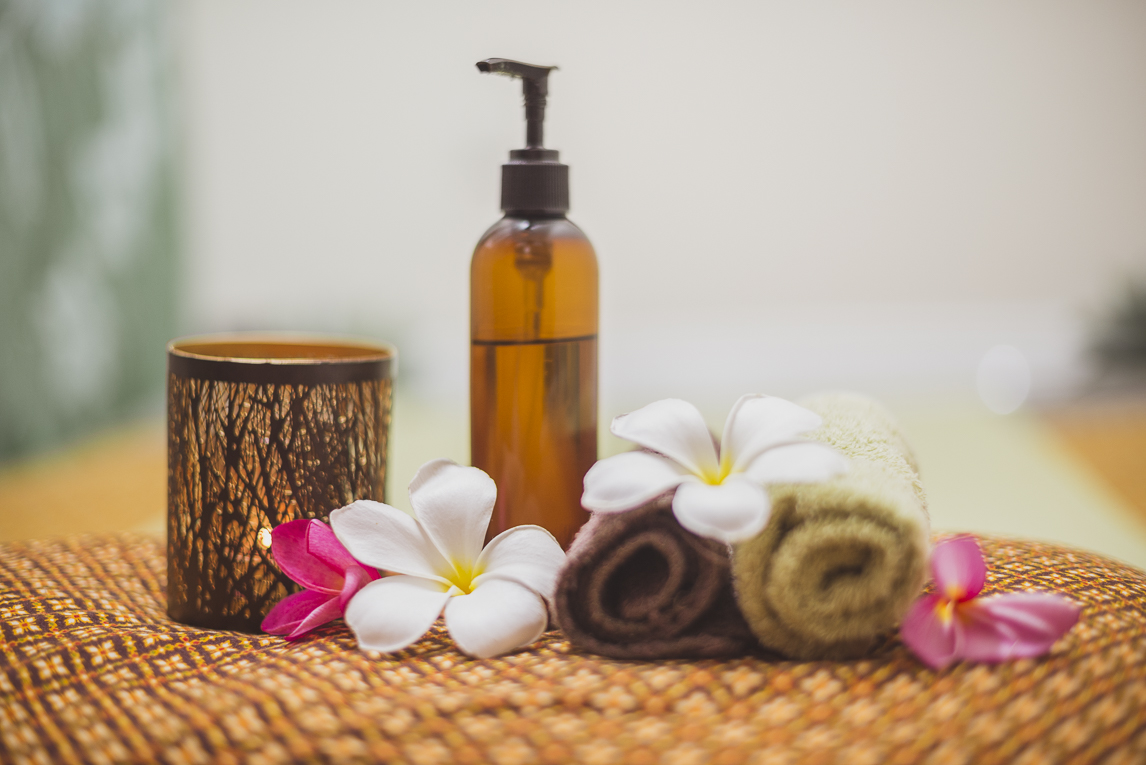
[1,534,1145,765]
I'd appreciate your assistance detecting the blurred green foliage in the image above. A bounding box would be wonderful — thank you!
[0,1,177,462]
[1095,278,1146,370]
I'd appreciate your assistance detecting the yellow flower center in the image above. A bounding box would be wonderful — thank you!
[934,597,957,625]
[701,456,734,486]
[442,561,481,596]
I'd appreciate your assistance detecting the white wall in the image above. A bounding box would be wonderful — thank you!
[179,0,1146,412]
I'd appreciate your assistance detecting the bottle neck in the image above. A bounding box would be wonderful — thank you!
[502,211,568,221]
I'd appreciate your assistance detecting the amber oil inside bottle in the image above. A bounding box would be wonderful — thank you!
[471,214,598,548]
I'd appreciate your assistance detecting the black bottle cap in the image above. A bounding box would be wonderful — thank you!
[477,58,569,215]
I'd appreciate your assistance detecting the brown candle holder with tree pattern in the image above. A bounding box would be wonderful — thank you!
[166,334,394,632]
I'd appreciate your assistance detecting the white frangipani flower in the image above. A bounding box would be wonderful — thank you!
[582,394,847,544]
[330,459,565,659]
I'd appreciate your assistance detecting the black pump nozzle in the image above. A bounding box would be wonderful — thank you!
[477,58,569,215]
[477,58,557,149]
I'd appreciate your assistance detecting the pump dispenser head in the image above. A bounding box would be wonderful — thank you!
[477,58,569,215]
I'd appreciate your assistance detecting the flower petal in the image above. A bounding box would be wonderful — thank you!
[408,459,496,571]
[581,450,690,514]
[343,575,451,653]
[285,596,345,640]
[720,394,824,474]
[954,602,1018,663]
[671,478,770,544]
[330,500,451,585]
[339,564,375,611]
[900,594,958,669]
[270,520,343,594]
[931,536,986,600]
[960,593,1080,662]
[473,525,566,602]
[743,441,848,485]
[610,399,719,478]
[261,589,340,639]
[444,579,548,659]
[304,518,363,575]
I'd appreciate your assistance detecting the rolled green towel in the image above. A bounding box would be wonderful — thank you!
[731,392,930,660]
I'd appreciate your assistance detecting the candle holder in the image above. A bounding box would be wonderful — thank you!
[166,334,394,632]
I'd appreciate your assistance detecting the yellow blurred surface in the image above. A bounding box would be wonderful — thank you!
[1046,401,1146,528]
[0,422,166,542]
[896,403,1146,570]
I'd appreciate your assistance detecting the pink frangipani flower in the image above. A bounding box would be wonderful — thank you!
[261,518,380,640]
[900,535,1080,669]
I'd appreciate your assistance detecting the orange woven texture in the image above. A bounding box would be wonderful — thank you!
[1,535,1145,765]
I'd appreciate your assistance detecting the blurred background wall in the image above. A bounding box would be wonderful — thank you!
[3,0,1145,461]
[180,0,1146,414]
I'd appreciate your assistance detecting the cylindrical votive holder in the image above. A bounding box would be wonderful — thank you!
[166,333,395,632]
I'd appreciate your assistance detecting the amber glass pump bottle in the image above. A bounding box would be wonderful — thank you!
[471,58,598,548]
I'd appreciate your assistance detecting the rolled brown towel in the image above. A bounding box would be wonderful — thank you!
[555,495,758,659]
[731,392,930,660]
